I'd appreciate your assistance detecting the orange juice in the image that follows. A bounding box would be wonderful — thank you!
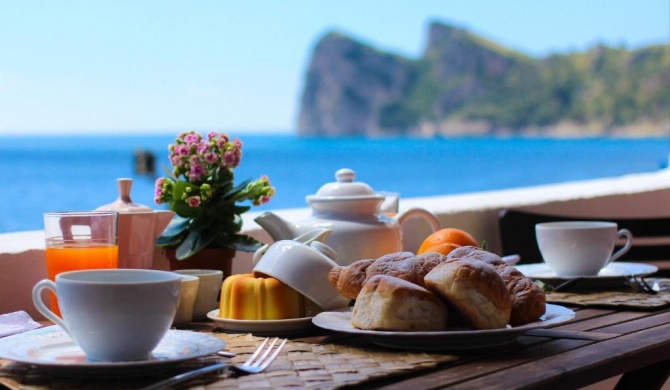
[45,242,119,316]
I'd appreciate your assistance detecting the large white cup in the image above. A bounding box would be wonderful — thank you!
[32,269,181,362]
[535,221,633,277]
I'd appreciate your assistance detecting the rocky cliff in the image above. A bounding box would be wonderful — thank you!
[297,22,669,137]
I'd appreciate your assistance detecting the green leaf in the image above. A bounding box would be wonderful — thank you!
[156,234,184,247]
[175,224,218,260]
[233,205,251,215]
[188,212,214,231]
[230,234,264,252]
[156,216,189,246]
[223,180,251,200]
[172,180,196,201]
[171,200,200,218]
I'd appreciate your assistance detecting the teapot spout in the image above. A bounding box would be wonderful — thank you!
[154,210,176,238]
[254,212,300,242]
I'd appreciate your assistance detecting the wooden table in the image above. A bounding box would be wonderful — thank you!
[336,306,670,389]
[1,305,669,390]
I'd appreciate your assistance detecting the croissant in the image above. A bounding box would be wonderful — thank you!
[447,246,546,325]
[328,258,375,300]
[329,251,452,299]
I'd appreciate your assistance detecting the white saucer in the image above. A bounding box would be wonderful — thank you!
[0,325,225,377]
[311,304,574,351]
[207,310,315,336]
[516,262,658,279]
[515,262,658,290]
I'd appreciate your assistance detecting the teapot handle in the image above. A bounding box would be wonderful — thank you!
[395,208,441,233]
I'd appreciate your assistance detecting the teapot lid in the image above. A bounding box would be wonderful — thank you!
[96,178,153,213]
[312,168,378,198]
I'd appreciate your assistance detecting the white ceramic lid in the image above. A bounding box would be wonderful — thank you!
[96,178,153,213]
[311,168,379,198]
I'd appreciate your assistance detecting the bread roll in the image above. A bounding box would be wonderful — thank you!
[447,245,505,268]
[424,259,512,330]
[351,275,448,331]
[364,251,421,284]
[328,258,375,300]
[448,246,546,325]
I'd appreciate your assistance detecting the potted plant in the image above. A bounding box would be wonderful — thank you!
[154,131,275,267]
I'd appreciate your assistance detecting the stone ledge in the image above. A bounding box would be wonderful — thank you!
[3,169,670,318]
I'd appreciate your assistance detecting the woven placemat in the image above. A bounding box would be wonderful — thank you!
[0,332,458,390]
[546,290,670,309]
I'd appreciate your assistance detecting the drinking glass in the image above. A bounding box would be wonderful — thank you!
[43,211,119,316]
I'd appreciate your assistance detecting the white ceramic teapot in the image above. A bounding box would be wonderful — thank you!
[96,178,174,269]
[254,168,441,266]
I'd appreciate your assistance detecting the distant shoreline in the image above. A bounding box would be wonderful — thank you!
[0,122,667,139]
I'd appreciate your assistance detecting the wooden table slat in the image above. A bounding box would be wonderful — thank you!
[446,321,670,390]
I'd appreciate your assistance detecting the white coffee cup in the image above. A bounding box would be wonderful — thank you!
[172,274,200,327]
[32,269,181,362]
[535,221,633,277]
[174,269,224,319]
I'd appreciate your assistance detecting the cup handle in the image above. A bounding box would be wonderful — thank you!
[32,279,69,333]
[607,228,633,264]
[396,208,441,233]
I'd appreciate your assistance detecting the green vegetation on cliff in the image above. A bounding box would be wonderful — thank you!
[298,22,669,137]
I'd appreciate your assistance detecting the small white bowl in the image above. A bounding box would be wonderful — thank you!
[253,240,349,311]
[172,275,200,327]
[174,269,224,320]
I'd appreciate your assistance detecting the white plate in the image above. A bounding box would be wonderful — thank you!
[516,262,658,286]
[207,310,315,336]
[0,325,225,378]
[311,304,574,351]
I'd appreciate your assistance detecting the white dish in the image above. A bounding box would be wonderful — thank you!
[0,325,225,378]
[311,304,574,351]
[207,309,315,336]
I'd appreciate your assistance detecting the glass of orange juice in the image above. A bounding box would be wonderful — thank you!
[43,211,119,317]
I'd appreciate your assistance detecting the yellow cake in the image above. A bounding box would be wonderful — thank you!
[219,273,305,320]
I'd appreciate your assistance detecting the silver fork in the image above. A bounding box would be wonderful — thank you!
[141,337,287,390]
[626,275,657,294]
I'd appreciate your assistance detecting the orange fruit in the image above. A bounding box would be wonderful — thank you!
[417,228,479,255]
[419,242,461,256]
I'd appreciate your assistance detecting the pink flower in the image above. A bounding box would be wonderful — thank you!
[196,140,209,155]
[204,152,218,164]
[187,196,201,207]
[223,150,238,166]
[184,133,201,145]
[177,144,190,156]
[215,133,229,149]
[189,164,206,181]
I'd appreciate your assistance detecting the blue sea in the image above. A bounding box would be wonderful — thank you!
[0,134,668,234]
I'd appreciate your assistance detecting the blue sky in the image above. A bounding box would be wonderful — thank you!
[1,1,668,135]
